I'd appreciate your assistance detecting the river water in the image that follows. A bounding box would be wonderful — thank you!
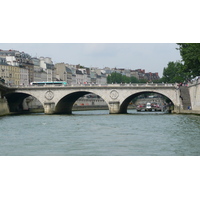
[0,109,200,156]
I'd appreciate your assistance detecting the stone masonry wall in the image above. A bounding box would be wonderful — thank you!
[0,99,9,116]
[183,81,200,114]
[188,82,200,111]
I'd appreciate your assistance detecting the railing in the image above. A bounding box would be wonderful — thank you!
[11,83,176,89]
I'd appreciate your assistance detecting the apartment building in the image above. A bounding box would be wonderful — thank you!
[55,63,73,84]
[145,72,160,82]
[32,57,42,82]
[55,63,67,82]
[0,49,161,86]
[39,57,55,82]
[0,57,22,85]
[14,51,34,83]
[0,50,33,84]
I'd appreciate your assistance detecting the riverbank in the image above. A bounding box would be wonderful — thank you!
[72,105,109,111]
[28,105,109,113]
[175,110,200,115]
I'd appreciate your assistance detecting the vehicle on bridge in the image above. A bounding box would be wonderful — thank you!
[30,81,67,86]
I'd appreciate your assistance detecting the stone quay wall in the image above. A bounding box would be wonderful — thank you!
[187,80,200,114]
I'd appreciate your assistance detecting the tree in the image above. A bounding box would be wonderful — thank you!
[161,61,186,83]
[107,72,140,84]
[138,79,147,83]
[130,76,139,83]
[177,43,200,77]
[107,72,122,83]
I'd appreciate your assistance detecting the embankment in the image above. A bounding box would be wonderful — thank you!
[72,105,109,111]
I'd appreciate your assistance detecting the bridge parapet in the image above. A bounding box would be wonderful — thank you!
[11,83,177,90]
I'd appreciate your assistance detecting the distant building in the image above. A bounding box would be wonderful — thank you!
[90,68,107,84]
[135,69,146,80]
[90,71,96,84]
[66,67,72,84]
[100,71,107,84]
[19,66,29,86]
[55,63,67,82]
[0,57,10,84]
[134,69,160,81]
[0,50,33,84]
[0,49,161,86]
[103,67,112,76]
[32,57,43,82]
[15,51,34,83]
[68,65,76,85]
[39,57,55,82]
[0,56,29,85]
[55,63,73,84]
[130,70,139,79]
[145,72,160,82]
[0,57,19,85]
[76,69,88,84]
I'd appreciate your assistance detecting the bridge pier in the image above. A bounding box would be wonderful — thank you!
[44,102,55,114]
[109,101,120,114]
[172,105,181,114]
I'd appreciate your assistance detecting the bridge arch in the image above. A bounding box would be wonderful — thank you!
[4,92,44,113]
[120,90,175,114]
[54,91,108,114]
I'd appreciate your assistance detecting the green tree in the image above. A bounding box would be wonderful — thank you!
[177,43,200,77]
[107,75,111,83]
[130,76,139,83]
[107,72,140,83]
[139,79,147,83]
[161,61,186,83]
[107,72,121,83]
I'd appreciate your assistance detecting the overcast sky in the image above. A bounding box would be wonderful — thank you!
[0,43,181,77]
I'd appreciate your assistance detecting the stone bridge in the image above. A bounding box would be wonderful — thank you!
[4,83,182,114]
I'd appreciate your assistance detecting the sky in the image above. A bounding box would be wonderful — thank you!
[0,43,181,77]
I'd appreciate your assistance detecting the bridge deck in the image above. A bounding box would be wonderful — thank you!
[10,83,176,90]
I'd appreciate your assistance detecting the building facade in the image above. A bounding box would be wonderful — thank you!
[0,50,33,84]
[0,57,22,86]
[39,57,55,82]
[0,49,161,86]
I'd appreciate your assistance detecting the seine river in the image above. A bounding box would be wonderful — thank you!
[1,109,200,156]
